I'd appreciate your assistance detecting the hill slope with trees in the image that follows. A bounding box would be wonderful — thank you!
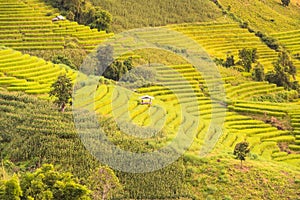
[0,0,300,199]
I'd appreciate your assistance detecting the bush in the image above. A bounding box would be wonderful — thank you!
[224,55,235,68]
[213,58,224,66]
[281,0,290,6]
[238,48,258,72]
[46,12,53,16]
[252,63,265,81]
[52,55,77,70]
[255,31,279,51]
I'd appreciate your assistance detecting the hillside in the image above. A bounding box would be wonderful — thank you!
[0,0,300,199]
[270,30,300,69]
[91,0,226,32]
[1,91,299,199]
[218,0,300,33]
[169,22,279,71]
[185,155,300,200]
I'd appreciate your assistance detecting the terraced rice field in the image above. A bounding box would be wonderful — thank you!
[288,109,300,156]
[225,81,286,100]
[270,30,300,78]
[221,100,300,166]
[169,23,279,71]
[0,91,76,138]
[228,100,290,117]
[0,0,298,168]
[271,30,300,55]
[70,26,300,166]
[0,47,76,94]
[218,0,300,33]
[73,60,299,167]
[0,0,113,52]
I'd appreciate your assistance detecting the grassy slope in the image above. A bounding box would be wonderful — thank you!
[185,154,300,199]
[91,0,226,32]
[1,91,299,199]
[0,0,299,198]
[0,91,99,178]
[219,0,300,33]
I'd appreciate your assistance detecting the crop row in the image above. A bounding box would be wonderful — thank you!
[169,23,278,70]
[228,105,286,117]
[0,0,113,53]
[0,48,76,94]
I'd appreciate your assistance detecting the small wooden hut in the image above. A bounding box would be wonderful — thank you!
[140,95,154,105]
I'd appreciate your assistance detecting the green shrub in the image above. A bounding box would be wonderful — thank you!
[255,31,279,51]
[52,55,77,70]
[252,63,265,82]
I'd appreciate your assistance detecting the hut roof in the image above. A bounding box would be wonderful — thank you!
[140,95,154,100]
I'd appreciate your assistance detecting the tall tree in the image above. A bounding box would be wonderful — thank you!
[233,141,250,168]
[238,48,258,72]
[252,62,265,81]
[224,55,235,68]
[88,166,122,200]
[265,63,291,89]
[49,74,73,112]
[278,51,296,79]
[89,9,112,32]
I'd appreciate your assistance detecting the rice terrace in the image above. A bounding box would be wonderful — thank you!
[0,0,300,199]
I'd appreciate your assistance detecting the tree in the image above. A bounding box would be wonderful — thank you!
[233,141,250,168]
[265,67,289,89]
[20,164,90,200]
[238,48,258,72]
[224,55,235,68]
[89,9,112,32]
[0,174,22,200]
[49,74,73,112]
[103,61,120,80]
[252,63,265,81]
[278,51,296,79]
[45,0,112,32]
[266,51,297,90]
[88,166,122,200]
[63,0,84,21]
[96,50,134,81]
[52,55,77,70]
[281,0,290,6]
